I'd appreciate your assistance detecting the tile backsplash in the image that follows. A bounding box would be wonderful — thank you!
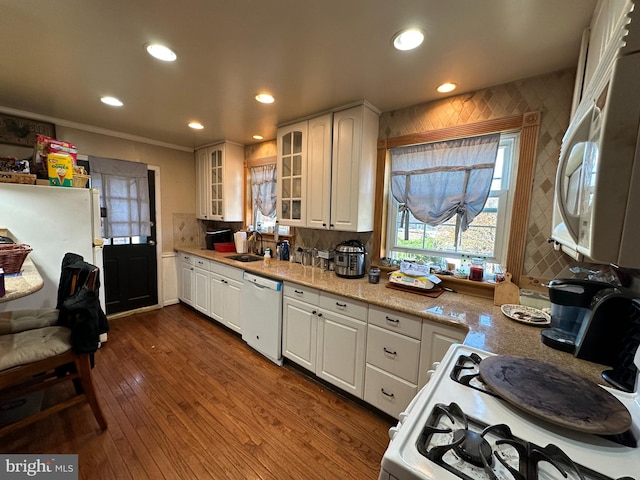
[379,68,576,282]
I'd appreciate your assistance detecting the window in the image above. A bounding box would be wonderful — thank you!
[249,164,278,233]
[386,133,519,265]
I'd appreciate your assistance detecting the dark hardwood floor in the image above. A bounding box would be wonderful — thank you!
[2,304,393,479]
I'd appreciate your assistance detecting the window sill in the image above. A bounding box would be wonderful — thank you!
[376,265,495,300]
[436,275,495,300]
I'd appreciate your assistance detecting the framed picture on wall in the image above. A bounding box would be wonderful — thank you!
[0,113,56,147]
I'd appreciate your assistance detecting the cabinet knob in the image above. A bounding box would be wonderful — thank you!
[317,312,323,318]
[312,310,317,315]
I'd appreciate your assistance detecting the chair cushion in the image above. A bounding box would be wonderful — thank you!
[0,309,60,335]
[0,326,72,371]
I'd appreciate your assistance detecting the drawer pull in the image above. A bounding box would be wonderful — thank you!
[385,316,400,324]
[381,388,395,398]
[294,289,304,295]
[336,302,347,308]
[383,347,397,356]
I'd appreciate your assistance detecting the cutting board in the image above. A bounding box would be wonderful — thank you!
[479,355,632,435]
[494,272,519,306]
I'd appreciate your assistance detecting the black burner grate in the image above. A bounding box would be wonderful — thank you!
[416,402,636,480]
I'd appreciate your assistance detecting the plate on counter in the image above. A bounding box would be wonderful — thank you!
[500,304,551,326]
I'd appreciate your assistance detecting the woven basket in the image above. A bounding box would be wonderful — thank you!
[72,174,90,188]
[0,244,32,274]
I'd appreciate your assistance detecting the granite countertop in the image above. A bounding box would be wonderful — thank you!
[177,247,611,385]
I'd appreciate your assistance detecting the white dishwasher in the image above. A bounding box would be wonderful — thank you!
[241,272,283,365]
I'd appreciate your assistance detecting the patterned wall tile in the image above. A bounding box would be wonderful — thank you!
[380,69,576,281]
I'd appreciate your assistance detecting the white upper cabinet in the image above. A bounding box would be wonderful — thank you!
[573,0,632,111]
[329,104,379,232]
[277,121,308,226]
[276,101,380,232]
[195,142,244,221]
[305,113,333,229]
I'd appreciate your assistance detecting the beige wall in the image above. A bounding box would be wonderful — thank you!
[56,126,195,253]
[378,69,576,282]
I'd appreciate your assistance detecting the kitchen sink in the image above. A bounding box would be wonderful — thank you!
[226,254,263,262]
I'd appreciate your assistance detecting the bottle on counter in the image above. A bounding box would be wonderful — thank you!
[281,240,290,261]
[264,248,272,266]
[0,267,5,298]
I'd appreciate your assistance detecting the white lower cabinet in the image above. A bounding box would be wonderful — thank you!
[364,364,418,419]
[209,262,243,333]
[283,282,367,398]
[178,253,195,306]
[282,296,318,372]
[193,258,210,315]
[364,305,423,418]
[418,321,466,389]
[316,308,367,398]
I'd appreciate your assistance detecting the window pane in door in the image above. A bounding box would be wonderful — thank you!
[292,155,302,176]
[293,132,302,153]
[283,158,291,178]
[292,200,301,219]
[282,178,291,198]
[282,200,290,219]
[283,133,292,155]
[292,178,301,198]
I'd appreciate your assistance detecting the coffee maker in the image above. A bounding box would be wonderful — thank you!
[575,292,640,392]
[541,279,612,353]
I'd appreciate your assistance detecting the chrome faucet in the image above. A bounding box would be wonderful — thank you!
[251,231,264,256]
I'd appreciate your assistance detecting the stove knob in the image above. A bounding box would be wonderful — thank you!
[425,369,436,381]
[388,425,399,440]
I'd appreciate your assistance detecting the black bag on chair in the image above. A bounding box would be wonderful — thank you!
[56,253,109,354]
[59,285,101,354]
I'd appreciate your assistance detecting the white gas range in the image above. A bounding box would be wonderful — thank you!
[379,344,640,480]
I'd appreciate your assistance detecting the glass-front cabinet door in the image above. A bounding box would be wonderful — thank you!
[209,147,224,220]
[277,121,307,226]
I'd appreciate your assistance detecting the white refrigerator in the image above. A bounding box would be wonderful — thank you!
[0,183,104,312]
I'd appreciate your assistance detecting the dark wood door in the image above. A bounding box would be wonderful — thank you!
[103,169,158,314]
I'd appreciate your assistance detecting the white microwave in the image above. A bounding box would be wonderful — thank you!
[551,3,640,267]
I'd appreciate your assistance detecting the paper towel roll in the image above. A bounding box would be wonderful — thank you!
[234,231,247,253]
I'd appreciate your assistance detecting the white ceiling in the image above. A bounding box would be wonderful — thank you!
[0,0,597,150]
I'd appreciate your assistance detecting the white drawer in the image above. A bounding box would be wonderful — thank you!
[210,261,243,281]
[368,304,422,340]
[364,364,417,420]
[284,282,320,305]
[319,291,368,321]
[193,256,210,270]
[179,252,194,265]
[366,324,420,383]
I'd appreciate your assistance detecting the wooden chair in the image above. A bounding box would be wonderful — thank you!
[0,267,107,436]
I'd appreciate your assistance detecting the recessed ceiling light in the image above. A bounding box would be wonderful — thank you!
[100,96,123,107]
[252,135,264,140]
[188,122,204,130]
[146,43,177,62]
[437,82,458,93]
[392,28,424,51]
[255,93,275,104]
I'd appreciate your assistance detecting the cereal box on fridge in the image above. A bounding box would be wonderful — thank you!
[47,152,73,187]
[33,135,77,180]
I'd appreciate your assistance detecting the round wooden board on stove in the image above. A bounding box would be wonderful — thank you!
[479,355,632,435]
